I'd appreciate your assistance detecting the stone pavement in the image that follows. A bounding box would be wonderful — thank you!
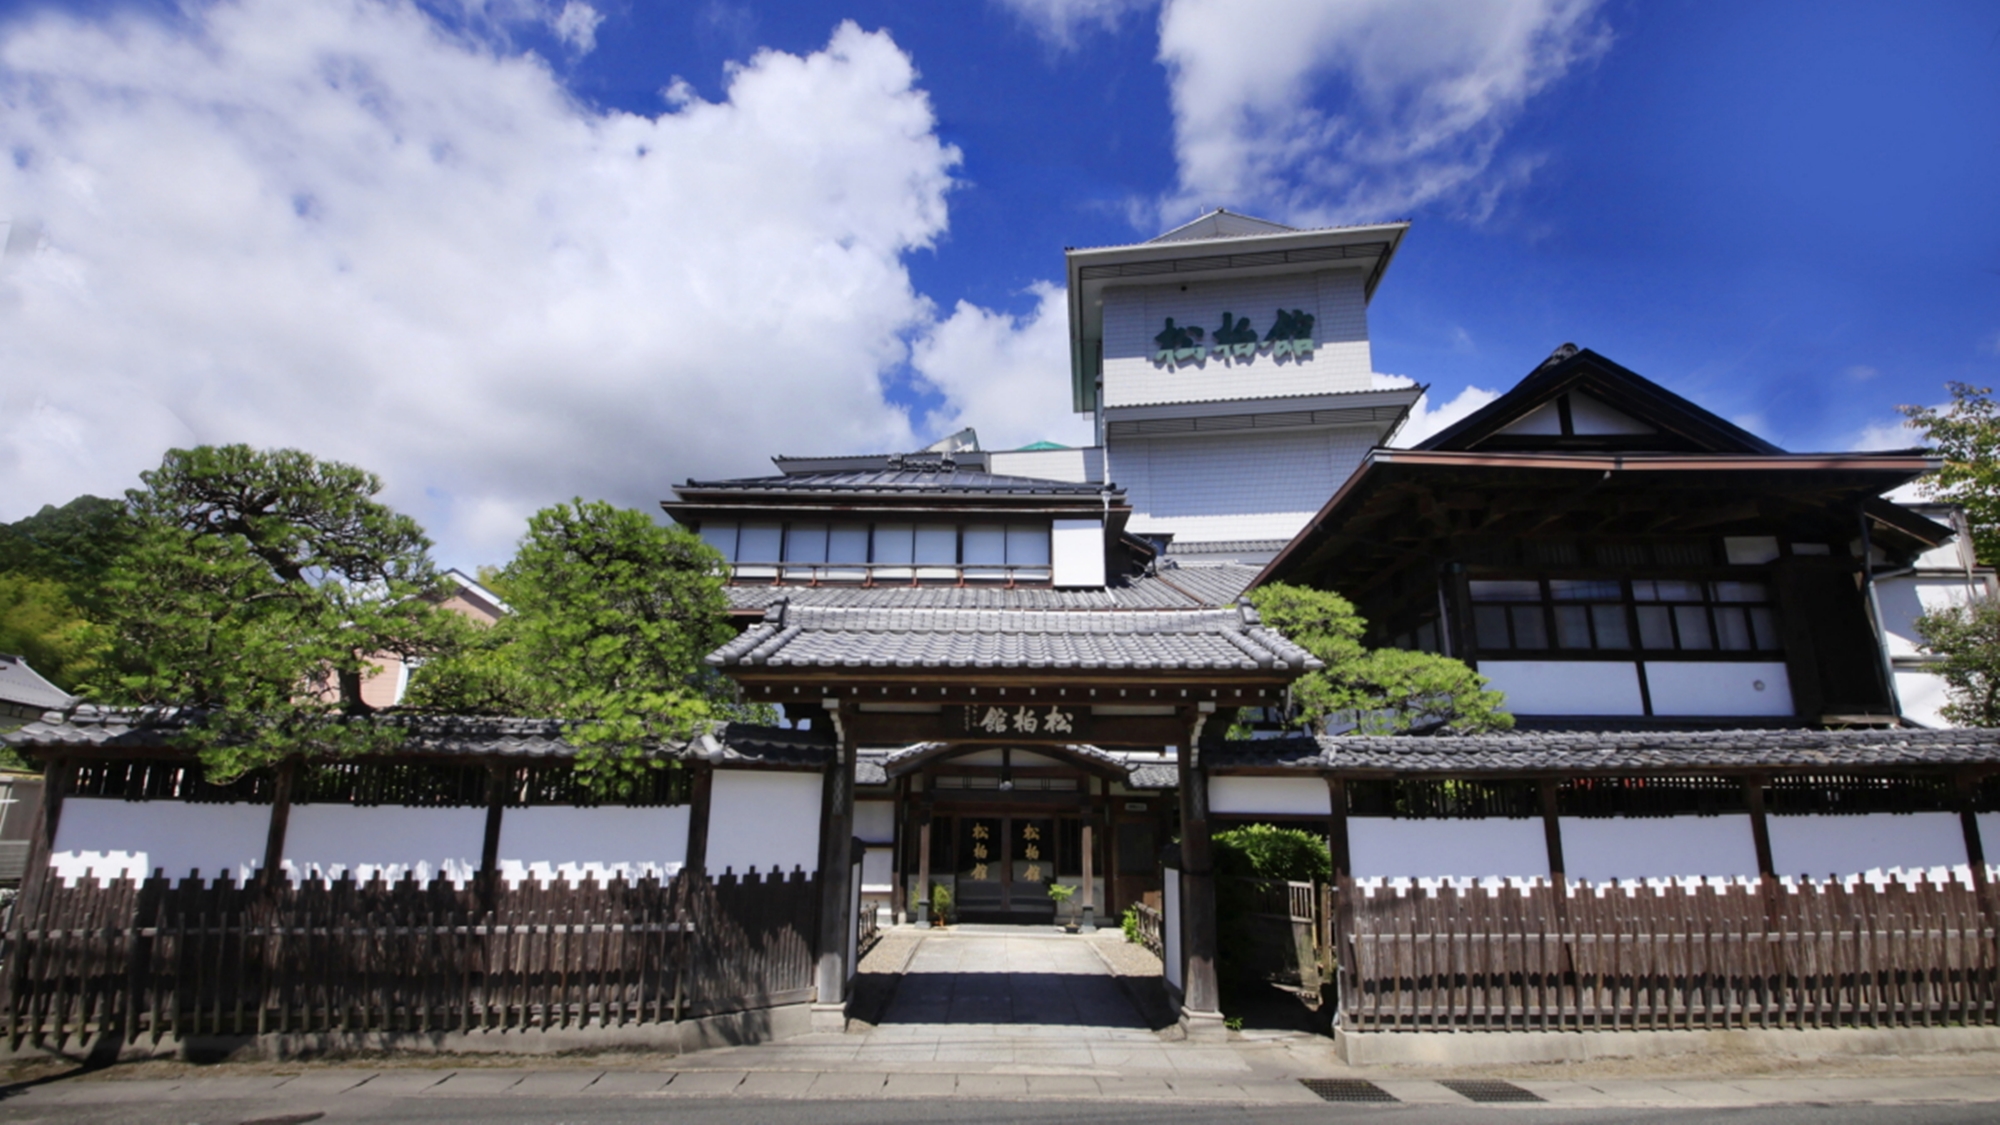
[3,930,2000,1114]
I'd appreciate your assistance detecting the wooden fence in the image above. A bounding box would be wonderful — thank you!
[1129,902,1164,961]
[1335,874,2000,1032]
[1224,878,1323,998]
[1,868,818,1051]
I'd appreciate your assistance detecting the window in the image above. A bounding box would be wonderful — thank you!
[704,519,1054,583]
[1470,577,1780,654]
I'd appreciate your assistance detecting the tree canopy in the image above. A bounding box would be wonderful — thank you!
[107,445,458,778]
[1248,582,1513,735]
[407,499,762,786]
[1914,597,2000,727]
[1900,383,2000,564]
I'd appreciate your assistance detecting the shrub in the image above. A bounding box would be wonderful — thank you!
[1212,824,1332,884]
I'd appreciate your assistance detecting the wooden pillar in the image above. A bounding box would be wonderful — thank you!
[1177,706,1223,1028]
[1745,773,1776,879]
[915,799,933,925]
[14,755,74,923]
[260,758,299,889]
[1324,776,1350,879]
[1960,773,1988,893]
[1079,794,1097,932]
[479,762,508,906]
[1539,777,1566,880]
[814,700,858,1021]
[1105,782,1122,920]
[684,762,714,877]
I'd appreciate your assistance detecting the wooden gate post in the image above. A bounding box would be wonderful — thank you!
[813,699,858,1030]
[1176,704,1225,1039]
[914,801,933,926]
[684,762,714,876]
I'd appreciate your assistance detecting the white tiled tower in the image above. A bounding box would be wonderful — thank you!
[1062,210,1423,565]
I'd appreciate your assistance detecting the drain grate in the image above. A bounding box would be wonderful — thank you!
[1300,1078,1399,1103]
[1440,1079,1544,1103]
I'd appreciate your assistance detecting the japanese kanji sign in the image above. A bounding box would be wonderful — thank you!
[955,703,1090,740]
[1153,308,1316,368]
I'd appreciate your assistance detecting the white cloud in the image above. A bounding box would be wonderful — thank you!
[911,282,1093,451]
[0,1,962,565]
[1376,376,1499,447]
[1154,0,1608,226]
[1849,415,1925,452]
[994,0,1156,50]
[1845,364,1879,381]
[551,1,603,54]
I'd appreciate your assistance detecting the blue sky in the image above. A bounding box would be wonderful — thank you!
[1,0,1996,565]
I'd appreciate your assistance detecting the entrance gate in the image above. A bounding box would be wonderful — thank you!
[953,815,1061,923]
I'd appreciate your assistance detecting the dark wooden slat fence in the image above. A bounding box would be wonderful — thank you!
[1334,873,2000,1032]
[1,868,817,1051]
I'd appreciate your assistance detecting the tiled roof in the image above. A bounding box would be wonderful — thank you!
[878,740,1132,777]
[0,654,74,711]
[1,707,833,767]
[708,602,1321,673]
[1208,728,2000,774]
[724,570,1250,613]
[1128,763,1180,789]
[681,468,1107,496]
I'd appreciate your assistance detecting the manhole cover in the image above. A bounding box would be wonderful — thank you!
[1440,1079,1544,1103]
[1300,1078,1398,1103]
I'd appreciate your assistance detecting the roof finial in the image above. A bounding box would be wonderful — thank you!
[1540,342,1580,368]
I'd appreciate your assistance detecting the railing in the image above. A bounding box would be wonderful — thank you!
[1223,878,1322,996]
[2,868,820,1050]
[1334,872,2000,1032]
[858,905,881,960]
[1131,902,1164,960]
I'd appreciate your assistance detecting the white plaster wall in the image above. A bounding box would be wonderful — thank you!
[1052,519,1106,587]
[1767,812,1969,879]
[51,798,269,886]
[860,845,894,893]
[1349,818,1549,880]
[707,770,824,877]
[1895,669,1954,728]
[1117,426,1375,543]
[1209,776,1331,816]
[1558,816,1759,881]
[1100,271,1372,408]
[855,800,896,845]
[1876,576,1982,657]
[1163,867,1183,990]
[1476,661,1645,716]
[283,805,483,887]
[986,448,1104,484]
[496,805,688,886]
[1979,814,1999,862]
[1645,661,1793,717]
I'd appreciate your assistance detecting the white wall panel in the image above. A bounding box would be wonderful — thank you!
[1979,814,1999,863]
[1052,519,1105,587]
[855,800,896,844]
[1100,271,1372,408]
[1645,662,1793,717]
[860,846,893,893]
[51,798,269,886]
[496,805,688,886]
[285,805,484,887]
[986,448,1104,483]
[1118,426,1374,544]
[1163,867,1183,990]
[1895,669,1954,728]
[1349,819,1549,880]
[1558,817,1759,881]
[1209,776,1331,816]
[1767,812,1969,879]
[1876,577,1982,657]
[1476,661,1645,716]
[708,770,824,877]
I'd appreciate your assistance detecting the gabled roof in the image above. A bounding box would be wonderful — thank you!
[707,601,1322,674]
[0,654,73,712]
[1148,209,1296,243]
[1418,344,1785,455]
[679,467,1108,497]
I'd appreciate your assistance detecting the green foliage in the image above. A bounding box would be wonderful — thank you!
[399,611,555,716]
[1914,596,2000,726]
[0,572,107,694]
[498,500,736,787]
[930,883,953,921]
[1212,824,1332,884]
[105,445,458,778]
[0,496,139,613]
[1120,905,1141,944]
[1248,582,1512,734]
[1901,384,2000,564]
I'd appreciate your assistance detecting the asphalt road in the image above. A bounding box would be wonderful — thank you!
[3,1096,2000,1125]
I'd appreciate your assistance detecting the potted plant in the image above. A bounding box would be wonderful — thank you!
[1045,882,1078,932]
[929,883,952,927]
